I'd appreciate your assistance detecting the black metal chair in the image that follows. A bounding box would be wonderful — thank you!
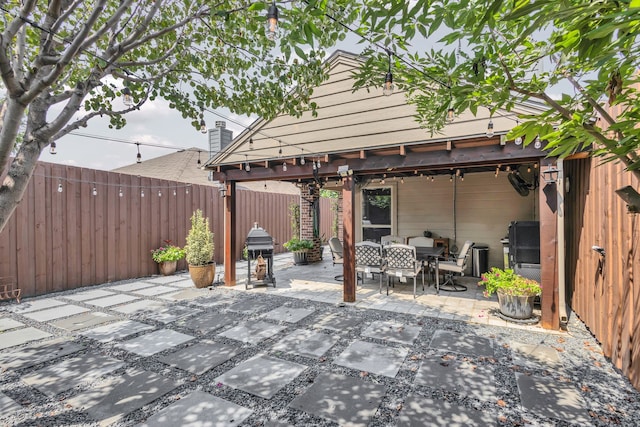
[438,240,474,292]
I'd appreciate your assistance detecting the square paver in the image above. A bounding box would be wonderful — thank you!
[108,282,155,292]
[429,330,494,358]
[138,390,253,427]
[64,289,115,301]
[112,299,165,315]
[174,311,240,334]
[22,305,90,322]
[22,353,124,397]
[144,306,199,324]
[66,368,178,426]
[0,327,52,350]
[51,312,118,332]
[262,306,315,323]
[158,341,243,375]
[85,294,140,308]
[115,329,194,357]
[334,340,408,378]
[290,373,386,426]
[510,342,562,370]
[218,321,286,345]
[215,354,307,399]
[0,392,21,414]
[0,317,24,332]
[80,320,154,343]
[226,299,274,314]
[272,329,339,358]
[315,313,362,332]
[398,393,495,426]
[11,298,66,313]
[0,338,84,370]
[132,285,178,296]
[516,373,590,424]
[414,355,496,401]
[362,320,422,345]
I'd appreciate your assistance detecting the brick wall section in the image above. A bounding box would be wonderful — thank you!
[300,183,323,262]
[337,192,344,241]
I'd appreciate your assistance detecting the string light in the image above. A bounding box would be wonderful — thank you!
[173,189,177,196]
[49,141,57,155]
[266,1,279,40]
[197,150,202,166]
[141,189,145,197]
[282,162,287,172]
[186,188,189,194]
[400,176,404,184]
[122,86,133,107]
[199,108,207,134]
[158,190,162,197]
[383,50,394,96]
[92,185,97,196]
[300,148,305,165]
[57,181,63,193]
[431,175,434,182]
[245,154,250,171]
[486,119,494,138]
[534,135,542,149]
[514,119,523,145]
[136,142,142,164]
[249,138,254,150]
[446,96,455,123]
[119,188,123,197]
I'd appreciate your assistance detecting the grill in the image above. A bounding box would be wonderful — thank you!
[245,223,276,289]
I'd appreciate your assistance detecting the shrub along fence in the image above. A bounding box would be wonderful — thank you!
[0,161,333,298]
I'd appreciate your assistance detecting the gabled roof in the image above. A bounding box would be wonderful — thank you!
[206,50,547,172]
[113,148,299,194]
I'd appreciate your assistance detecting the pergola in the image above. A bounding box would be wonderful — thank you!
[205,51,561,329]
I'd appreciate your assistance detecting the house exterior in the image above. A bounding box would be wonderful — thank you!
[205,50,570,331]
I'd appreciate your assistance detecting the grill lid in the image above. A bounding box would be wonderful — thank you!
[246,224,274,250]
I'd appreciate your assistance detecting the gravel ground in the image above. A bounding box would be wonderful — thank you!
[1,277,639,427]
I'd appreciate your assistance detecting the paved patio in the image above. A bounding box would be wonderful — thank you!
[0,248,638,426]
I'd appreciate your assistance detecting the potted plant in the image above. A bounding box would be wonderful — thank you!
[150,240,185,276]
[283,237,314,265]
[184,209,215,288]
[478,267,541,319]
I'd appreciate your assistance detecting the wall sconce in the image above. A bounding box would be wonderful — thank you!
[219,185,227,198]
[542,164,559,184]
[615,185,640,214]
[337,165,353,177]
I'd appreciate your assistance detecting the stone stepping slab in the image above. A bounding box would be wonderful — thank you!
[159,288,210,301]
[0,317,24,332]
[115,329,194,357]
[398,393,495,426]
[429,330,494,358]
[21,305,90,322]
[261,306,315,323]
[414,355,496,401]
[157,341,243,375]
[112,299,165,315]
[165,279,195,288]
[226,299,274,314]
[22,353,124,397]
[10,298,66,313]
[0,392,22,415]
[516,373,590,425]
[510,342,562,370]
[290,372,387,427]
[361,320,422,345]
[0,338,84,371]
[272,329,339,359]
[0,327,52,351]
[314,312,362,332]
[80,320,154,343]
[51,312,118,332]
[84,294,140,308]
[143,306,198,324]
[131,285,178,297]
[66,368,179,425]
[137,390,253,427]
[334,340,408,378]
[218,321,286,345]
[108,282,155,292]
[215,354,307,399]
[174,311,240,335]
[143,275,185,285]
[64,289,115,302]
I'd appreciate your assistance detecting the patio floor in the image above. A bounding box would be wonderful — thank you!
[0,247,638,426]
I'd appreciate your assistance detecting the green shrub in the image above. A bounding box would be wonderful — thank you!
[185,209,214,266]
[478,267,541,297]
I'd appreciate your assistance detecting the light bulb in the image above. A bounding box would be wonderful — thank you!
[515,135,523,145]
[266,2,279,40]
[534,136,542,149]
[300,157,305,165]
[186,188,189,195]
[245,163,250,172]
[57,183,63,193]
[141,189,145,197]
[158,190,162,197]
[50,141,57,154]
[173,189,177,196]
[119,188,123,197]
[122,87,133,107]
[486,119,494,138]
[199,118,207,134]
[282,162,287,172]
[249,138,254,150]
[446,107,455,123]
[136,152,142,164]
[383,72,394,96]
[92,187,97,196]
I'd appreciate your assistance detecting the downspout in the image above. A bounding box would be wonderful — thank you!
[557,159,568,328]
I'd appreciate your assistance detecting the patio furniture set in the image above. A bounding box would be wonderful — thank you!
[329,236,475,298]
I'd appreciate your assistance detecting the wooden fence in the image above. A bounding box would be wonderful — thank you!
[0,162,334,298]
[565,157,640,390]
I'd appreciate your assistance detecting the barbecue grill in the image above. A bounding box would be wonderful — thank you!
[245,223,276,289]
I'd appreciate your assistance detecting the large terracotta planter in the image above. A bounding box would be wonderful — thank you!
[497,290,536,319]
[188,263,215,288]
[158,261,177,276]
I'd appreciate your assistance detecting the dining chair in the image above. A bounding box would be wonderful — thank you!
[407,236,434,247]
[355,241,384,292]
[328,237,344,280]
[438,240,474,292]
[381,235,404,246]
[383,243,424,298]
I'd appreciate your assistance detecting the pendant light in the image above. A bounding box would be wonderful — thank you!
[383,50,394,96]
[136,142,142,163]
[266,1,279,40]
[122,86,133,107]
[49,141,57,155]
[486,119,494,138]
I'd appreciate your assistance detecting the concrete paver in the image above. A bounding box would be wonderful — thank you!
[111,299,164,314]
[218,321,286,345]
[80,320,154,343]
[429,330,494,357]
[0,327,52,350]
[414,355,496,401]
[132,285,178,296]
[226,299,274,314]
[398,393,495,426]
[0,317,23,332]
[261,306,315,323]
[51,311,118,332]
[138,391,253,427]
[272,328,340,358]
[10,298,66,313]
[115,329,194,357]
[0,392,21,415]
[143,305,198,324]
[64,289,115,301]
[84,294,140,308]
[21,304,90,322]
[510,341,562,370]
[0,338,83,370]
[334,340,409,378]
[174,311,240,335]
[314,312,361,332]
[108,282,155,292]
[361,320,422,345]
[157,341,242,375]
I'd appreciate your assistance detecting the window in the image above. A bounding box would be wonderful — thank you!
[361,187,393,242]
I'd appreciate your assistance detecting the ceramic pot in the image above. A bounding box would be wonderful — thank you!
[497,290,536,319]
[188,263,215,288]
[158,261,177,276]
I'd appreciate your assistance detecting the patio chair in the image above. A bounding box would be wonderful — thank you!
[355,241,385,292]
[438,240,474,292]
[383,243,424,298]
[407,236,434,247]
[381,235,404,246]
[328,237,344,280]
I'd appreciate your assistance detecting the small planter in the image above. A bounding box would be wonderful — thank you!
[158,261,177,276]
[497,290,536,319]
[292,251,309,265]
[189,263,215,288]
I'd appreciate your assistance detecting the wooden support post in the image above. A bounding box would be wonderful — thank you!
[539,164,560,329]
[224,181,237,286]
[342,176,356,302]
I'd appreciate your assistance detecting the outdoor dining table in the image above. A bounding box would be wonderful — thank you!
[415,246,445,294]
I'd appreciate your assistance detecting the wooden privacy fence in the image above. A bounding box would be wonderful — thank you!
[0,162,334,298]
[565,157,640,391]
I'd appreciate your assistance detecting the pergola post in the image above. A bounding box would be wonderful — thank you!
[223,181,236,286]
[342,176,356,302]
[539,161,560,329]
